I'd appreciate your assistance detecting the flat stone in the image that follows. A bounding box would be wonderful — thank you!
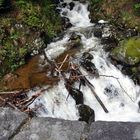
[88,121,140,140]
[13,117,86,140]
[0,107,28,140]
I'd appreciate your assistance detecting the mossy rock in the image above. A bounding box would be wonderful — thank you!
[111,38,140,65]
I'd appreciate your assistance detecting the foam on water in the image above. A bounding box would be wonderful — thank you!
[60,0,93,27]
[30,0,140,122]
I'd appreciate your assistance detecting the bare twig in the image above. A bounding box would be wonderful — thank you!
[0,90,24,95]
[99,75,135,102]
[58,54,69,70]
[71,73,135,102]
[0,96,19,110]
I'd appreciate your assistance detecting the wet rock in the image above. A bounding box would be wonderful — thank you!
[88,121,140,140]
[69,2,75,11]
[125,28,138,38]
[101,36,119,51]
[68,33,82,48]
[80,53,99,78]
[61,17,72,29]
[104,84,119,100]
[94,28,102,38]
[78,104,95,123]
[61,2,67,8]
[131,70,140,85]
[82,52,94,60]
[40,31,52,45]
[121,66,133,76]
[138,101,140,111]
[0,107,28,140]
[69,88,84,105]
[13,117,86,140]
[70,32,81,41]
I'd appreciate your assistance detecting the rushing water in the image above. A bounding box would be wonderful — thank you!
[29,0,140,122]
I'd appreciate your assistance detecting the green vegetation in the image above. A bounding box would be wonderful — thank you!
[90,0,103,12]
[16,0,62,37]
[134,3,140,16]
[112,38,140,65]
[0,0,63,78]
[89,0,140,31]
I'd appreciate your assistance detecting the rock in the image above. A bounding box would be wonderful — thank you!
[82,52,94,60]
[61,17,72,29]
[69,2,75,11]
[80,57,99,78]
[87,121,140,140]
[125,28,138,38]
[138,101,140,111]
[13,117,86,140]
[0,107,28,140]
[94,28,102,38]
[69,88,84,105]
[104,84,119,100]
[101,36,119,52]
[61,2,67,8]
[69,32,81,41]
[68,32,82,48]
[110,38,140,66]
[40,31,52,45]
[78,104,95,123]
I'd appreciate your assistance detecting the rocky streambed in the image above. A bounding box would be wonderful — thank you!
[0,1,140,139]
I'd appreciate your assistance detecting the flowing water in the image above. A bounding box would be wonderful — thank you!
[29,0,140,122]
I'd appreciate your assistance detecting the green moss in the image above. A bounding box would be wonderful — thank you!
[112,38,140,65]
[133,3,140,16]
[15,0,62,37]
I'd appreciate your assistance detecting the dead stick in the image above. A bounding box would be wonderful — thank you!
[0,90,23,95]
[72,74,135,102]
[99,75,135,102]
[0,96,19,110]
[78,69,109,113]
[58,54,69,70]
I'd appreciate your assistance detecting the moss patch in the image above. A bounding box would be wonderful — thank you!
[112,38,140,65]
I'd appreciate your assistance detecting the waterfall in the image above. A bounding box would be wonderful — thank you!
[29,0,140,122]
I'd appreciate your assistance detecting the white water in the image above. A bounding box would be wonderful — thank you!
[30,0,140,122]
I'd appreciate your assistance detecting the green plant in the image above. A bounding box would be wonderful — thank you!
[133,3,140,16]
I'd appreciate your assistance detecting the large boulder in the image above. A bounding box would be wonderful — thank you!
[0,107,28,140]
[13,117,86,140]
[88,121,140,140]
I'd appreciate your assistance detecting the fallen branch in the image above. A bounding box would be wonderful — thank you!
[17,88,48,108]
[0,90,24,95]
[0,96,19,110]
[71,73,135,103]
[78,69,109,113]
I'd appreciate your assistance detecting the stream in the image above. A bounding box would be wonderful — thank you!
[29,0,140,122]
